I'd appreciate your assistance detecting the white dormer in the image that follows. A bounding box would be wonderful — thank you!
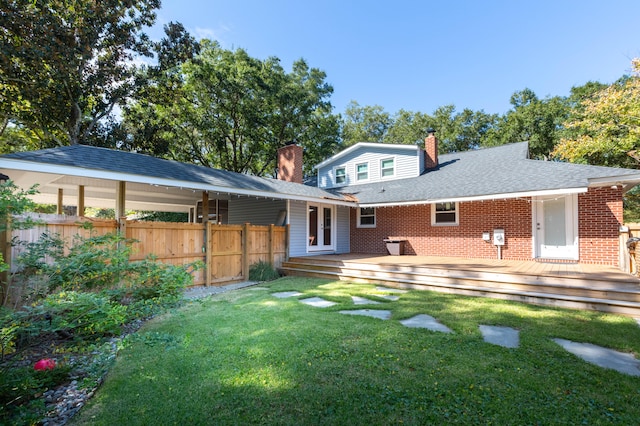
[315,142,426,189]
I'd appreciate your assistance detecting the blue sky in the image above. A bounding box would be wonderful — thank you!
[150,0,640,116]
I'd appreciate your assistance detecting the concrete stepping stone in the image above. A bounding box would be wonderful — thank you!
[376,286,407,294]
[479,325,519,348]
[300,297,337,308]
[553,338,640,377]
[271,291,302,298]
[377,295,400,301]
[352,296,381,305]
[339,309,392,320]
[400,314,453,333]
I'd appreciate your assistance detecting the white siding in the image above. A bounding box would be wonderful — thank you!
[318,145,422,189]
[336,206,350,253]
[288,200,308,256]
[228,198,287,225]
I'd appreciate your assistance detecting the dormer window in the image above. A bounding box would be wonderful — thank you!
[335,167,346,185]
[356,162,369,181]
[381,158,395,178]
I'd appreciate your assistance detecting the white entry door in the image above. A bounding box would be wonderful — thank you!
[308,204,334,251]
[534,194,578,260]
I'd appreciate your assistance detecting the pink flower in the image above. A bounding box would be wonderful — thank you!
[34,358,56,371]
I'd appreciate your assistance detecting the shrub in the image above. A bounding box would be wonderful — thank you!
[45,233,134,292]
[0,362,71,424]
[248,261,280,282]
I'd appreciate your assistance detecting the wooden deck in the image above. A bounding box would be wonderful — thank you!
[281,254,640,317]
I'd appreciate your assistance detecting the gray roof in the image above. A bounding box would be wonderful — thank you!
[335,142,640,205]
[1,145,350,203]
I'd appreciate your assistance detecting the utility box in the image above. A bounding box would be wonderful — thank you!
[493,228,505,246]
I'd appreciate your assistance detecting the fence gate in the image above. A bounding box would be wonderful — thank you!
[207,224,243,284]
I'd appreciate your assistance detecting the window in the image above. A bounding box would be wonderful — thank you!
[381,158,395,178]
[356,162,369,181]
[432,202,458,226]
[335,167,346,185]
[357,207,376,228]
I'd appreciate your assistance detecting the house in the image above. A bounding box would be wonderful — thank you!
[1,133,640,269]
[313,131,640,266]
[0,144,354,260]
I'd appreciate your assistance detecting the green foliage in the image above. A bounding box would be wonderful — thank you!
[126,258,202,303]
[0,363,72,424]
[248,261,280,282]
[41,233,131,292]
[123,38,340,177]
[0,181,39,232]
[0,0,161,146]
[341,101,392,145]
[553,59,640,167]
[482,89,569,159]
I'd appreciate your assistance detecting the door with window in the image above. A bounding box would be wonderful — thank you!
[308,204,334,251]
[534,194,578,260]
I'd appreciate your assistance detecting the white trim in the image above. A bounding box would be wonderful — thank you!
[380,156,396,179]
[306,202,336,252]
[359,187,589,208]
[333,165,347,186]
[430,201,459,226]
[357,206,376,228]
[355,161,370,182]
[0,159,356,207]
[533,194,579,260]
[314,142,420,170]
[587,174,640,186]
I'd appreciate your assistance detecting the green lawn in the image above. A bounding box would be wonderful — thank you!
[72,277,640,425]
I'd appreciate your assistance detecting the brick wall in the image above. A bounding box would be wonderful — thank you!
[350,198,532,260]
[578,186,624,265]
[350,187,624,265]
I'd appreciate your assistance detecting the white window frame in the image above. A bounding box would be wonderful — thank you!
[431,201,459,226]
[356,162,369,182]
[380,157,395,179]
[334,166,346,186]
[357,207,376,228]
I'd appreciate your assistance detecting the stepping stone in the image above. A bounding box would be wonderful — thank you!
[400,314,453,333]
[272,291,302,298]
[376,286,407,294]
[339,309,392,320]
[377,295,400,301]
[553,338,640,377]
[479,325,519,348]
[300,297,337,308]
[352,296,381,305]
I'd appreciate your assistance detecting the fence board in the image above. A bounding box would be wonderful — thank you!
[8,215,288,287]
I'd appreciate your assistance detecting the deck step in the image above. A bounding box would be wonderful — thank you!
[281,258,640,318]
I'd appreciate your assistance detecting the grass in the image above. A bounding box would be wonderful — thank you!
[71,277,640,425]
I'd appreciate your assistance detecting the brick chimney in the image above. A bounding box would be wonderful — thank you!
[424,128,438,170]
[277,142,304,183]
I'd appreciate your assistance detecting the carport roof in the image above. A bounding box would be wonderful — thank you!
[0,145,354,211]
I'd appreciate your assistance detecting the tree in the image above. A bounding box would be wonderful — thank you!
[482,89,569,159]
[383,109,432,145]
[124,39,340,176]
[0,0,160,147]
[553,59,640,168]
[341,102,392,146]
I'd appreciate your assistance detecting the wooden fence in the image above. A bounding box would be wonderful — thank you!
[621,223,640,275]
[4,214,288,287]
